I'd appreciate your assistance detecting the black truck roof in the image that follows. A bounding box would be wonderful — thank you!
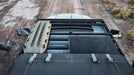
[9,19,134,75]
[9,54,134,75]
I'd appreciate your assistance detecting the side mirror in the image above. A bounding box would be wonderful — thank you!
[17,28,31,36]
[111,29,123,39]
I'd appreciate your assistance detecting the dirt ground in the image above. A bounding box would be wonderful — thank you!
[0,0,134,75]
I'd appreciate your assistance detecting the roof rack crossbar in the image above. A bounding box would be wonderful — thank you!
[51,23,105,26]
[51,27,93,30]
[50,32,111,35]
[37,19,104,23]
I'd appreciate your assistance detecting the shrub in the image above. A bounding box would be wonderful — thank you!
[115,13,121,18]
[103,0,106,3]
[112,1,118,4]
[120,9,132,19]
[109,11,113,13]
[130,30,134,37]
[132,42,134,45]
[132,14,134,18]
[127,30,134,38]
[103,0,111,3]
[127,30,134,45]
[110,8,120,14]
[123,13,129,19]
[106,0,111,3]
[129,0,134,4]
[110,8,134,19]
[130,12,134,18]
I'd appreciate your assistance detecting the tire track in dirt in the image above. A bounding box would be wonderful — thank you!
[60,0,64,13]
[83,0,90,16]
[83,0,101,18]
[72,0,87,15]
[48,0,64,15]
[37,0,50,18]
[67,0,72,13]
[44,0,55,18]
[0,0,18,21]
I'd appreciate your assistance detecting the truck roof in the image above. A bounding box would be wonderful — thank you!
[9,15,134,75]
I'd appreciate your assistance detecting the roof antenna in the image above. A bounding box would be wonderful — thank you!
[45,53,52,62]
[106,54,114,63]
[91,54,99,63]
